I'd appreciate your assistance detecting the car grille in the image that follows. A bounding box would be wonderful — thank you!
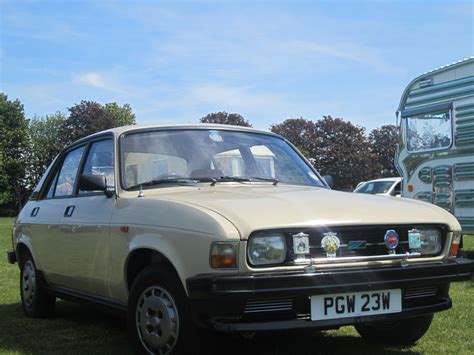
[278,225,447,265]
[404,286,439,299]
[244,298,294,314]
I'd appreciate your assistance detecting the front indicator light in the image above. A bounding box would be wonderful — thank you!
[450,234,462,257]
[210,242,238,268]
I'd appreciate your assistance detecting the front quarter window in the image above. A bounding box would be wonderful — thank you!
[79,140,115,194]
[406,110,452,152]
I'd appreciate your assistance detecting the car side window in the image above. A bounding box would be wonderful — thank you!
[79,140,115,194]
[54,146,86,197]
[393,182,401,195]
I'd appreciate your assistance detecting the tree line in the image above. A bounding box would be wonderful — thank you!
[1,93,398,216]
[0,94,136,215]
[201,112,399,190]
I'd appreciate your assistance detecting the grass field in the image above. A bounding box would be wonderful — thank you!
[0,217,472,354]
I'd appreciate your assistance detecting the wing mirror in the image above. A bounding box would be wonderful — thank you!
[323,175,334,189]
[78,175,114,198]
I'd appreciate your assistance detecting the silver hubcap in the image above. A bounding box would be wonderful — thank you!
[22,260,36,307]
[136,286,179,354]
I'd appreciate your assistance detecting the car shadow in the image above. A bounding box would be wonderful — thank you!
[206,330,422,355]
[0,302,422,355]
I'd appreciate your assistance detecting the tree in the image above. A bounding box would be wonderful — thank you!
[26,112,67,189]
[60,100,136,147]
[313,116,381,190]
[369,125,399,177]
[104,102,136,127]
[270,118,317,158]
[200,112,252,127]
[0,93,29,215]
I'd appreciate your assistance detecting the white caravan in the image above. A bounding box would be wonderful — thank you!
[396,57,474,235]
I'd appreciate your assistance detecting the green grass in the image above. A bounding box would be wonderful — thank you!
[0,217,472,354]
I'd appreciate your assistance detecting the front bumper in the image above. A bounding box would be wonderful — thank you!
[186,258,473,332]
[7,249,17,264]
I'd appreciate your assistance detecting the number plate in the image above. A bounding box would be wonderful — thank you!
[311,289,402,320]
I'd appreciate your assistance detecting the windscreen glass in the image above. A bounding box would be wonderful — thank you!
[355,181,395,194]
[121,129,324,189]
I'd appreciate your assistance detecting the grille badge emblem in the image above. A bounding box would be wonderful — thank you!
[292,232,310,255]
[321,232,341,258]
[384,229,399,254]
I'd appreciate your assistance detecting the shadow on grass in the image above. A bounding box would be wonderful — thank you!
[207,330,422,355]
[0,301,422,355]
[0,301,131,354]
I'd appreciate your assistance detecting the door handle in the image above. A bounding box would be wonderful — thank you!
[31,207,40,217]
[64,205,75,217]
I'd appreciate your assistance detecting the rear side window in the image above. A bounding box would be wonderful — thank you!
[54,146,86,197]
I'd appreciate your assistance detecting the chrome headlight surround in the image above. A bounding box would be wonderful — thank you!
[408,228,442,255]
[247,233,287,266]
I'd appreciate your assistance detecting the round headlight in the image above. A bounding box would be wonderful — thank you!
[248,234,287,265]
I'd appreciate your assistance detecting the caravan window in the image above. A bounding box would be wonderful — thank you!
[406,110,452,152]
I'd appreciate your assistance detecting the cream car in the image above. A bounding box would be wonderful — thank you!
[7,124,473,354]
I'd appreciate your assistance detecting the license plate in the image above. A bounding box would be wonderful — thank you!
[311,289,402,320]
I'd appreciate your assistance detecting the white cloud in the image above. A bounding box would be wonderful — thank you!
[72,71,127,94]
[285,39,399,74]
[189,83,281,109]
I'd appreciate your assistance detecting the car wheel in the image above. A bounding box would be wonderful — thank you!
[128,265,197,354]
[355,314,433,345]
[20,251,55,318]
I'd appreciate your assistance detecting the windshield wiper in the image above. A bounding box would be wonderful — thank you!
[209,176,251,186]
[128,178,198,190]
[250,177,279,185]
[208,176,279,186]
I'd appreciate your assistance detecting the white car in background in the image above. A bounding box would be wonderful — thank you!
[354,177,402,197]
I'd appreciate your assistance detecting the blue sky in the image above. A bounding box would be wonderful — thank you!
[1,0,472,131]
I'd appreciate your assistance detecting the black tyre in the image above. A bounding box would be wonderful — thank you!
[355,314,434,345]
[20,251,56,318]
[127,265,198,354]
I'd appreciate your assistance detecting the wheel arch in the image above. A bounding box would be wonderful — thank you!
[125,248,182,295]
[16,242,33,267]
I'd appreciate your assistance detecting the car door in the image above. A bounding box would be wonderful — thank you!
[30,145,86,285]
[57,138,115,298]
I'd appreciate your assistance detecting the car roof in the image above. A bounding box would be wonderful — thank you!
[71,123,282,146]
[364,177,402,183]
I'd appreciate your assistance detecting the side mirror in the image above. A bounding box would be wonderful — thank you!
[78,175,113,198]
[323,175,334,189]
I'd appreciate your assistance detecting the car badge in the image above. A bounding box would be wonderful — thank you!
[348,240,366,250]
[321,232,340,258]
[408,229,422,249]
[292,232,310,255]
[384,229,399,254]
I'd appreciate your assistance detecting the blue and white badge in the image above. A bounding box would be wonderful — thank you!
[208,130,223,142]
[408,229,422,249]
[384,229,399,253]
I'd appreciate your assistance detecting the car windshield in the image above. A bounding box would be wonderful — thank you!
[354,181,395,194]
[120,128,325,189]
